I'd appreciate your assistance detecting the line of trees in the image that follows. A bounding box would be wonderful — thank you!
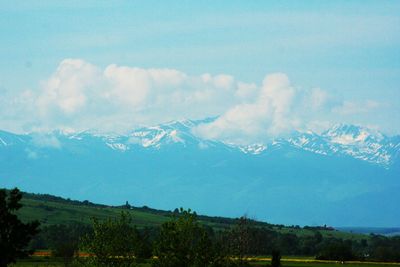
[32,211,400,266]
[2,188,400,266]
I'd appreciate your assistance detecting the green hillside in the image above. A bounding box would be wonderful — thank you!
[15,190,365,240]
[5,189,400,264]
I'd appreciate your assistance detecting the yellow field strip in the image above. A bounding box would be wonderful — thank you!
[31,252,400,265]
[32,251,91,257]
[246,257,400,265]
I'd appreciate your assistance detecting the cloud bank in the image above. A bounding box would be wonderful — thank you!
[1,59,384,144]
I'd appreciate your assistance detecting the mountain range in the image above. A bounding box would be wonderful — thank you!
[1,119,399,227]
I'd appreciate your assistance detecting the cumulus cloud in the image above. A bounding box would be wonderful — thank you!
[9,59,249,132]
[103,65,185,108]
[193,73,299,143]
[37,59,101,116]
[0,59,385,143]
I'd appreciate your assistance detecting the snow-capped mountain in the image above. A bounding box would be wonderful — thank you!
[103,119,222,151]
[2,119,397,167]
[287,124,400,167]
[6,120,394,166]
[109,122,398,167]
[1,120,399,227]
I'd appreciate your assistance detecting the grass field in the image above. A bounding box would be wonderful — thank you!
[18,197,170,228]
[16,192,367,241]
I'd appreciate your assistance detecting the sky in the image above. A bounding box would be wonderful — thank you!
[1,1,399,143]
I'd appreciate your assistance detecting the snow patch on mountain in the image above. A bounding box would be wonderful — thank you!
[239,144,266,154]
[286,124,397,166]
[0,137,7,146]
[106,143,129,151]
[0,120,399,167]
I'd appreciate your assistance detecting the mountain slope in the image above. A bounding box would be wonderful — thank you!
[1,120,399,227]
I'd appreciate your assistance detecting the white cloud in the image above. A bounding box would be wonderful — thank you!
[0,59,387,143]
[212,74,235,90]
[36,59,100,116]
[9,59,253,133]
[234,82,258,101]
[193,73,299,144]
[103,65,188,109]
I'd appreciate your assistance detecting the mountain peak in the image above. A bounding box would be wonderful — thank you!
[0,121,399,167]
[323,124,384,144]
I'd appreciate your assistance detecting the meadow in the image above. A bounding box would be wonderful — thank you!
[17,192,365,240]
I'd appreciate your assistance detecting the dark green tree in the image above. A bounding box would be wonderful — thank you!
[0,188,40,267]
[316,239,355,261]
[228,216,251,266]
[271,249,281,267]
[45,223,91,266]
[278,233,299,255]
[369,235,400,262]
[80,212,142,266]
[153,208,229,267]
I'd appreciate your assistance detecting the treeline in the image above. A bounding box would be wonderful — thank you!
[3,188,400,266]
[21,192,106,208]
[29,209,400,265]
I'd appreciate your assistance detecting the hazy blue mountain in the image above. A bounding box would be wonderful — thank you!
[1,120,399,227]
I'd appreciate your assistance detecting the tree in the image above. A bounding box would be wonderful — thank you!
[153,208,229,267]
[45,223,91,266]
[271,249,281,267]
[228,216,251,266]
[316,239,355,261]
[80,212,142,266]
[278,233,299,255]
[0,188,40,267]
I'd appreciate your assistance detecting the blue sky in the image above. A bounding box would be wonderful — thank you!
[1,1,399,139]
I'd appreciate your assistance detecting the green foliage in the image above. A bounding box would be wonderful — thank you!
[369,235,400,262]
[153,208,231,267]
[44,223,91,266]
[7,190,400,263]
[298,231,322,255]
[316,239,355,261]
[226,216,251,266]
[80,212,142,267]
[0,188,40,267]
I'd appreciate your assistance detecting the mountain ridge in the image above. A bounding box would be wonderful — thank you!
[1,120,398,167]
[1,120,399,226]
